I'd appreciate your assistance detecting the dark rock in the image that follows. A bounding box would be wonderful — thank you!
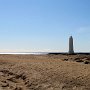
[76,59,83,62]
[74,58,80,60]
[14,87,22,90]
[1,83,9,87]
[63,59,68,61]
[84,61,90,64]
[7,77,17,83]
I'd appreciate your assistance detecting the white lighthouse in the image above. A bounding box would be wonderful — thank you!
[69,36,74,54]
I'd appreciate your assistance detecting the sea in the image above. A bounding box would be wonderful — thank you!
[0,52,49,55]
[0,52,89,55]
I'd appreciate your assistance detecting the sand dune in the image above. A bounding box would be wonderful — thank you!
[0,54,90,90]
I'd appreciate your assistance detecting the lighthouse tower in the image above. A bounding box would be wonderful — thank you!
[69,36,74,54]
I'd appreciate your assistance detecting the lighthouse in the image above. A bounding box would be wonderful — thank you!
[69,36,74,54]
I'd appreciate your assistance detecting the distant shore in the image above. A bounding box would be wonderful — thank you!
[0,52,90,55]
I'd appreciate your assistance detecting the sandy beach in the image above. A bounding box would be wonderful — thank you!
[0,54,90,90]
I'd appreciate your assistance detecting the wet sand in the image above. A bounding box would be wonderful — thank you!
[0,54,90,90]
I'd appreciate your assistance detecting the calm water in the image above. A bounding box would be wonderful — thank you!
[0,52,49,55]
[0,52,89,55]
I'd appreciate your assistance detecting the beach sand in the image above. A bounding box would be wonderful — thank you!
[0,54,90,90]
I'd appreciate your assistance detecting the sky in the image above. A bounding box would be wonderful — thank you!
[0,0,90,52]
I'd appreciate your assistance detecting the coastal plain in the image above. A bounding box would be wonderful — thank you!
[0,54,90,90]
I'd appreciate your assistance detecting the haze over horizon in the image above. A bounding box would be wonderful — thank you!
[0,0,90,52]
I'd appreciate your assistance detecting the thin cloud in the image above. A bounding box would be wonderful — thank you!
[77,27,90,34]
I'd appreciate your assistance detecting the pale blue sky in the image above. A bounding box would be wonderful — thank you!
[0,0,90,52]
